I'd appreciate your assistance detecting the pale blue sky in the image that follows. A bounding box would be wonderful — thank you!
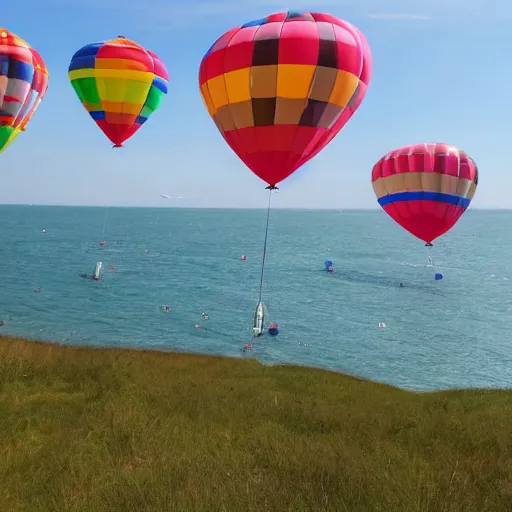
[1,0,511,208]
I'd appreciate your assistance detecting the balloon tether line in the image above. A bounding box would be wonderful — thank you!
[102,204,108,239]
[258,185,278,303]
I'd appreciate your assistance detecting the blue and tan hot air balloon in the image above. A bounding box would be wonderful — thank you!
[372,143,478,246]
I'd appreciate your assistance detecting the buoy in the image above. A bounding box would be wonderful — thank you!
[435,273,443,280]
[268,323,279,336]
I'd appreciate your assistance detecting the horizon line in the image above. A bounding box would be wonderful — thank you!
[0,204,505,211]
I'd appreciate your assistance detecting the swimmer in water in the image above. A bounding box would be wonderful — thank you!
[162,305,170,312]
[202,312,209,321]
[399,282,404,287]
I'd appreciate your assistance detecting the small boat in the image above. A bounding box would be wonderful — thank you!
[92,262,102,281]
[252,301,265,336]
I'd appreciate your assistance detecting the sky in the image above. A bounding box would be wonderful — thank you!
[1,0,511,208]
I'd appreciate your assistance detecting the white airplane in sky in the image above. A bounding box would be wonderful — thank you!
[160,194,191,199]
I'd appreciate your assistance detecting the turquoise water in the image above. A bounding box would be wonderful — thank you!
[0,205,511,391]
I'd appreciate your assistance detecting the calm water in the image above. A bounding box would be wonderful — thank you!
[0,205,511,391]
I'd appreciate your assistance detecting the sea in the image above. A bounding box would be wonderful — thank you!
[0,205,511,391]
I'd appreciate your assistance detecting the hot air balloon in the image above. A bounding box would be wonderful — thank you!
[68,36,168,148]
[199,11,371,333]
[372,143,478,246]
[0,29,48,155]
[198,10,372,188]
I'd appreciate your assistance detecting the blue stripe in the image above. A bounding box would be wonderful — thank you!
[71,43,102,60]
[241,17,267,28]
[135,116,147,125]
[286,10,305,19]
[90,111,105,120]
[0,55,9,76]
[8,60,34,81]
[378,191,471,209]
[69,43,102,72]
[69,54,96,72]
[151,77,167,93]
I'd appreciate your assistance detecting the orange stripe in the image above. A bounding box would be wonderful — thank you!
[94,58,150,72]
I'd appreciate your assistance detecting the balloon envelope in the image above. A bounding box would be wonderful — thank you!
[68,36,168,147]
[0,29,48,155]
[372,143,478,245]
[199,11,372,187]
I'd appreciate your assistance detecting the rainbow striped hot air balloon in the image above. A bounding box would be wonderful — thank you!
[0,28,48,155]
[372,143,478,246]
[68,36,168,147]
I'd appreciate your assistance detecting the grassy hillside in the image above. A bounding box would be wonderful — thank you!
[0,335,511,511]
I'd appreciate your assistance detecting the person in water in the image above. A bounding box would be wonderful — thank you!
[202,312,209,321]
[162,305,170,312]
[399,282,404,287]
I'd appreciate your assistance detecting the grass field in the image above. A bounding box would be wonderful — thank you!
[1,335,511,511]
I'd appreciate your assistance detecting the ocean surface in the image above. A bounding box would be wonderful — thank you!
[0,205,511,391]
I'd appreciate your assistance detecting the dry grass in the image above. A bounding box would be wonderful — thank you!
[0,335,511,511]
